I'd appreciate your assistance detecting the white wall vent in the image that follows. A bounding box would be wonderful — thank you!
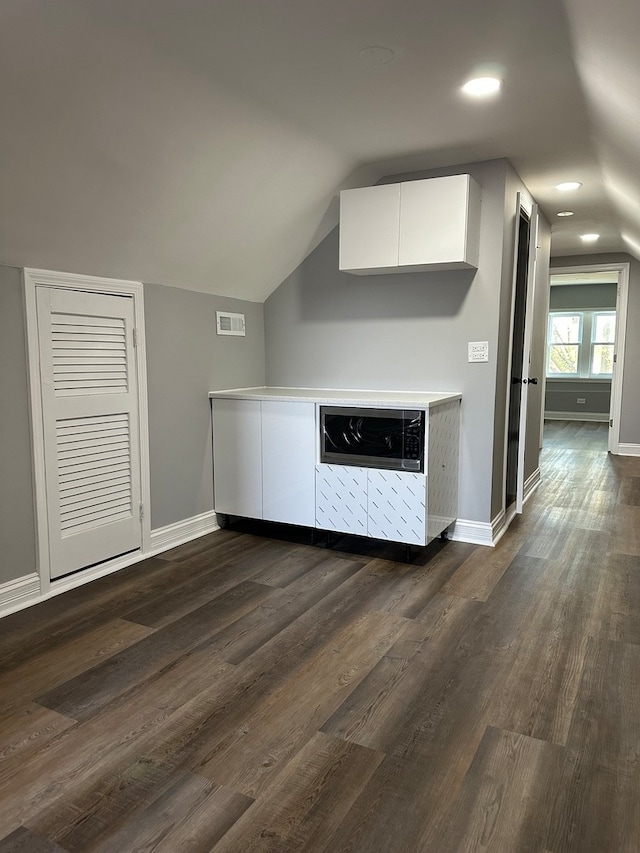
[216,311,246,336]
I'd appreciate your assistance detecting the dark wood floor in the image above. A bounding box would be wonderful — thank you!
[1,420,639,852]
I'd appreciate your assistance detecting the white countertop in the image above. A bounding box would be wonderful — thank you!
[208,386,461,407]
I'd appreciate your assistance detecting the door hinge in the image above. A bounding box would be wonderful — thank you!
[609,419,613,428]
[613,353,617,363]
[139,502,144,521]
[133,328,139,347]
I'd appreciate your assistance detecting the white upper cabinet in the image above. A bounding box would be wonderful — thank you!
[339,174,481,275]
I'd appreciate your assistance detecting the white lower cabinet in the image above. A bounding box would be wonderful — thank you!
[315,464,427,545]
[212,394,459,547]
[212,399,315,526]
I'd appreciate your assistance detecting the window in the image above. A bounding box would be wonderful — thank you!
[546,310,615,378]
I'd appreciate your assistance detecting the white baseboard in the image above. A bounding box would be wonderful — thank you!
[523,468,541,503]
[149,510,220,554]
[450,477,541,550]
[617,443,640,457]
[450,518,495,546]
[0,573,41,618]
[544,411,609,422]
[1,510,221,620]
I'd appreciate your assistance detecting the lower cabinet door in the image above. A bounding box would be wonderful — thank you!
[262,401,316,526]
[212,398,263,519]
[367,470,427,546]
[315,464,368,536]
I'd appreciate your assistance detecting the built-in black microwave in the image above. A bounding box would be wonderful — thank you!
[320,406,425,472]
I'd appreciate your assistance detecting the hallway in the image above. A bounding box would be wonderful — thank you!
[0,422,639,851]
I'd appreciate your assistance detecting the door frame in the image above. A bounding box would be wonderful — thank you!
[516,203,539,512]
[546,261,629,454]
[23,268,151,596]
[502,192,538,522]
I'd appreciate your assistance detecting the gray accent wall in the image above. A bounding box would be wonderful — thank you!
[0,265,37,585]
[551,253,640,445]
[144,283,265,530]
[264,158,546,525]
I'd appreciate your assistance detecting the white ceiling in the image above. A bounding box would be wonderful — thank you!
[1,0,638,301]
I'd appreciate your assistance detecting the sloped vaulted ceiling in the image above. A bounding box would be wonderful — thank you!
[0,0,639,302]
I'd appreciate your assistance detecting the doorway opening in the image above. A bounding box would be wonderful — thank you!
[503,192,539,524]
[543,263,629,454]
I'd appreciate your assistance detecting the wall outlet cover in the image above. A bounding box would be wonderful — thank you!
[468,341,489,362]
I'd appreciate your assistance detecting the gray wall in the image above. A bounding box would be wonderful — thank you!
[545,381,611,417]
[144,284,265,529]
[551,254,640,444]
[0,265,37,585]
[265,158,531,525]
[545,282,617,418]
[0,266,265,586]
[549,282,617,310]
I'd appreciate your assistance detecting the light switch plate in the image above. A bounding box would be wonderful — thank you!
[468,341,489,362]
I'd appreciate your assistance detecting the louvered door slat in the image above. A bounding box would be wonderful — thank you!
[56,414,128,432]
[52,341,126,351]
[58,442,130,461]
[54,364,128,375]
[57,426,129,444]
[51,315,124,328]
[57,435,129,453]
[58,460,131,481]
[52,332,126,343]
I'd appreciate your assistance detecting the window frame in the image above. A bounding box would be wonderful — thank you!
[546,309,615,380]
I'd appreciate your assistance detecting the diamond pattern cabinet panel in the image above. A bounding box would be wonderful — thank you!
[367,470,427,546]
[315,465,367,536]
[426,400,460,541]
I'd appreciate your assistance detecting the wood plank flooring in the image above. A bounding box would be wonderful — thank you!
[1,420,639,852]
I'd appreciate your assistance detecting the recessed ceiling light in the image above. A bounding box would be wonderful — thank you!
[555,181,583,191]
[461,76,502,97]
[556,210,574,217]
[580,233,600,242]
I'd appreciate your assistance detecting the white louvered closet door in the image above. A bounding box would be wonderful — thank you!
[36,287,142,579]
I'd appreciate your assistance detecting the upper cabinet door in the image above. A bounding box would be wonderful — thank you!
[339,183,401,273]
[399,175,479,268]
